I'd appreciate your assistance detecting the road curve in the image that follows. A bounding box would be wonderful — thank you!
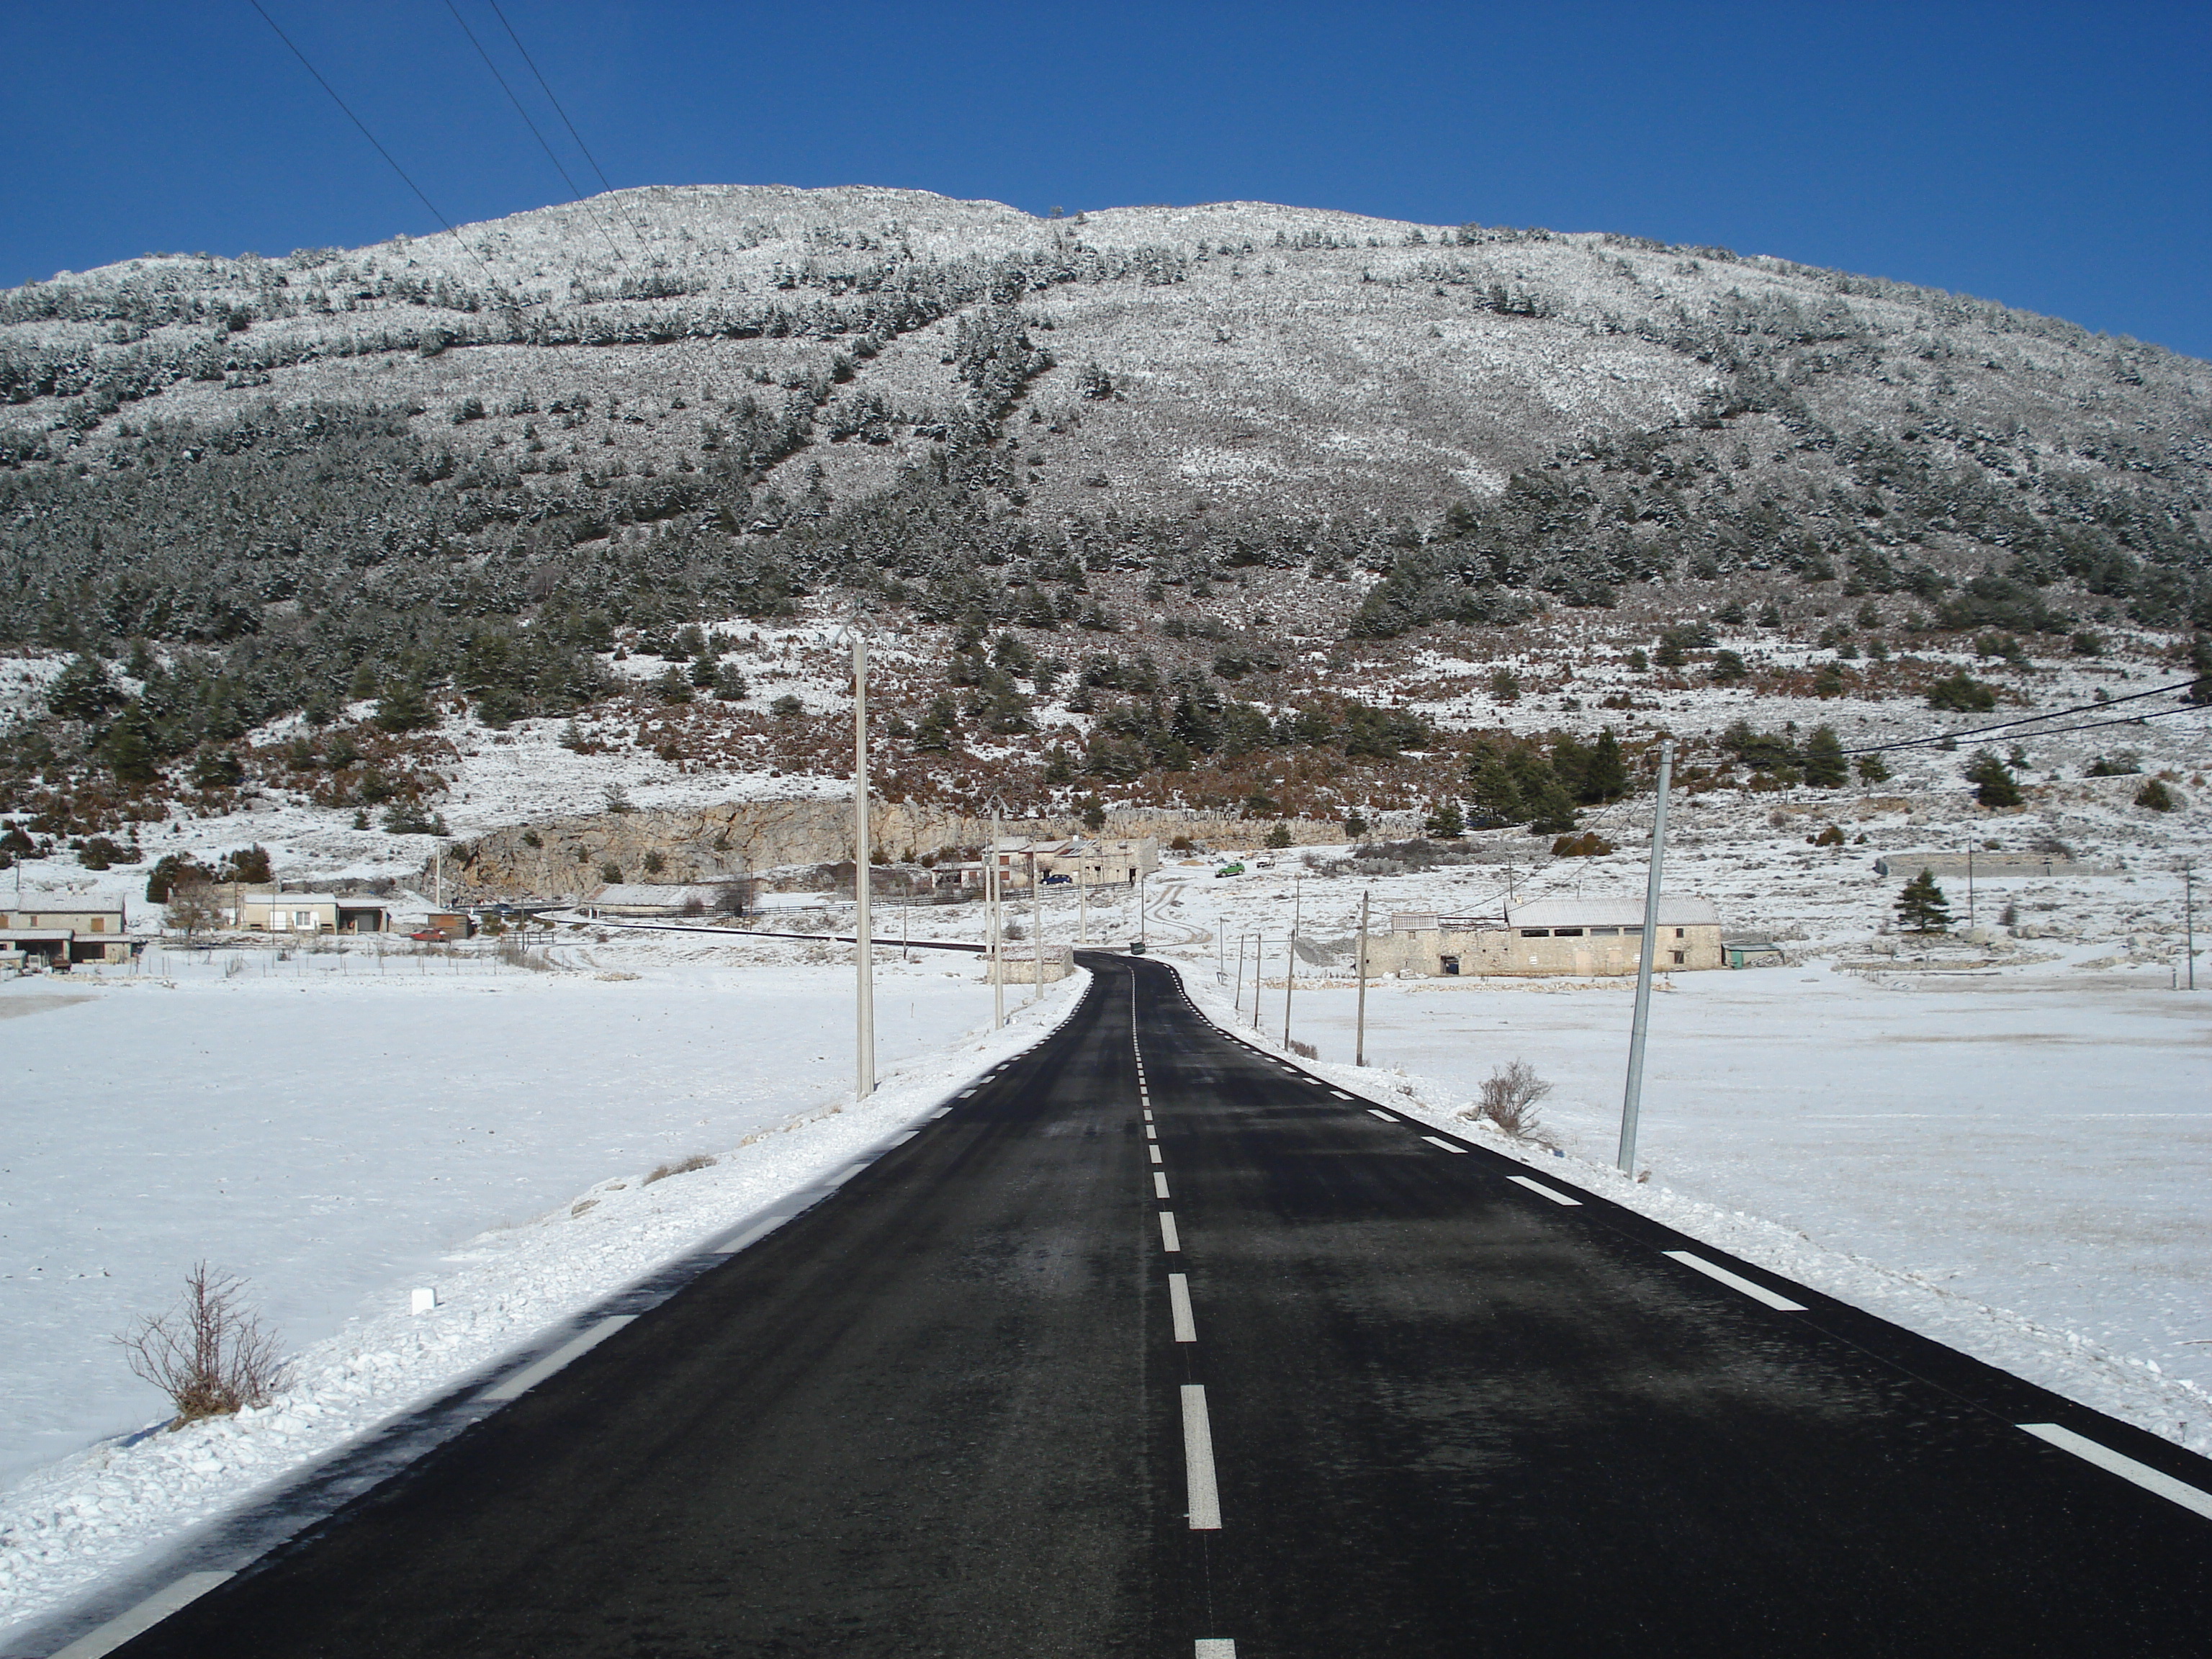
[71,955,2212,1658]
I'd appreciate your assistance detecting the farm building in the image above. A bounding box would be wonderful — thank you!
[580,883,734,919]
[225,891,390,933]
[0,900,133,966]
[1362,896,1726,977]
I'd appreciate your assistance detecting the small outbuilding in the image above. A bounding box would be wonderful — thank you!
[1365,896,1725,977]
[580,883,731,919]
[0,901,133,965]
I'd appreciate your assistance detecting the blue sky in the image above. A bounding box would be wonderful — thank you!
[6,1,2208,358]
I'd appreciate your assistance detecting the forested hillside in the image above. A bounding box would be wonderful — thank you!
[2,184,2207,817]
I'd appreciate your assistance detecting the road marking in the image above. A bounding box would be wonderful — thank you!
[1663,1250,1807,1310]
[1154,1172,1170,1199]
[714,1213,794,1254]
[1195,1643,1238,1659]
[1143,1109,1154,1122]
[1421,1135,1469,1154]
[482,1316,638,1401]
[1182,1385,1222,1529]
[1145,1124,1158,1139]
[2018,1423,2212,1520]
[958,1088,979,1098]
[1160,1212,1182,1252]
[1148,1144,1164,1165]
[890,1130,919,1146]
[824,1162,871,1188]
[1508,1174,1583,1206]
[1331,1089,1354,1100]
[1367,1108,1397,1122]
[930,1106,953,1119]
[50,1571,237,1659]
[1169,1272,1197,1341]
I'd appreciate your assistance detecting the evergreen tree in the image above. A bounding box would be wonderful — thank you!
[1856,752,1892,783]
[1424,800,1465,838]
[1802,726,1848,787]
[1964,750,2021,808]
[914,692,961,752]
[1896,869,1951,932]
[374,682,435,732]
[100,703,161,785]
[1465,748,1526,826]
[1581,729,1629,802]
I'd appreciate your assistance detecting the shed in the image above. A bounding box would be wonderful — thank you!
[1362,895,1725,977]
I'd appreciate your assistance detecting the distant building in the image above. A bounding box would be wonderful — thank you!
[580,883,730,919]
[939,837,1159,891]
[0,900,132,966]
[224,891,390,934]
[1365,896,1725,976]
[1872,853,2090,878]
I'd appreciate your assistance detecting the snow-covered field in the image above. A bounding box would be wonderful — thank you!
[0,930,1085,1637]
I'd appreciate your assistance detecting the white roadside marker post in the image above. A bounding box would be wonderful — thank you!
[853,629,875,1099]
[1618,738,1675,1175]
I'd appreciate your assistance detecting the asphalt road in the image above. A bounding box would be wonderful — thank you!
[86,955,2212,1657]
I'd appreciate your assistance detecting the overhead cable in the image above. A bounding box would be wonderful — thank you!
[482,0,657,262]
[441,0,631,271]
[246,0,504,295]
[1837,678,2203,755]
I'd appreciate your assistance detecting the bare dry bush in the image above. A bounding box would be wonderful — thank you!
[114,1262,289,1425]
[642,1154,719,1186]
[1287,1038,1318,1060]
[1465,1060,1553,1141]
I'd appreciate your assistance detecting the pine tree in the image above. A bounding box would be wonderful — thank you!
[1802,725,1847,787]
[1581,729,1629,802]
[1424,801,1465,838]
[1465,750,1526,826]
[1964,750,2020,808]
[1896,870,1951,932]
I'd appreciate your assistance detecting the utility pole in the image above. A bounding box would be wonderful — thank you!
[1966,845,1977,930]
[1233,931,1247,1015]
[1617,738,1675,1176]
[1252,935,1264,1030]
[1028,844,1043,1005]
[2185,864,2197,991]
[852,629,875,1097]
[1282,876,1300,1047]
[1355,888,1370,1067]
[1138,869,1148,948]
[988,811,1004,1030]
[1078,867,1089,945]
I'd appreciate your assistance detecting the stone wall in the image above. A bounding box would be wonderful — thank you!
[437,799,1363,901]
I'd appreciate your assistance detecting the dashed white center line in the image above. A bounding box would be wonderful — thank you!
[1143,1109,1154,1122]
[1330,1089,1354,1100]
[1160,1212,1182,1252]
[1663,1249,1806,1310]
[1148,1145,1164,1165]
[1181,1384,1223,1529]
[1168,1272,1198,1342]
[1154,1172,1170,1199]
[49,1570,236,1659]
[1194,1642,1238,1659]
[1367,1108,1397,1122]
[1420,1135,1469,1154]
[2018,1423,2212,1520]
[1145,1124,1158,1140]
[482,1315,637,1401]
[1507,1174,1583,1205]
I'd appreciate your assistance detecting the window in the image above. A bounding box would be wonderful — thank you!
[1552,927,1584,937]
[88,917,104,932]
[1590,926,1620,937]
[1673,927,1685,938]
[295,911,317,930]
[1519,928,1550,938]
[1440,956,1460,976]
[1671,950,1685,965]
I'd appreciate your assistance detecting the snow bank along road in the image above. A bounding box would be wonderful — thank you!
[41,956,2212,1658]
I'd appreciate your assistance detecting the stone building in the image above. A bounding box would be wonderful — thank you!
[1362,896,1725,977]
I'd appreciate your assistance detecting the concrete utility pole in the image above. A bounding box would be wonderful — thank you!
[987,811,1004,1030]
[1028,845,1043,1005]
[852,629,876,1098]
[1078,866,1089,945]
[1252,935,1264,1031]
[2185,864,2197,991]
[1282,876,1300,1048]
[1617,738,1675,1176]
[1233,931,1247,1015]
[1355,888,1371,1067]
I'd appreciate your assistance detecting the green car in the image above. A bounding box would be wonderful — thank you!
[1215,863,1246,878]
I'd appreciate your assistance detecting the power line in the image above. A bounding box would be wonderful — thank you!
[441,0,631,271]
[246,0,505,297]
[482,0,657,264]
[1838,678,2203,755]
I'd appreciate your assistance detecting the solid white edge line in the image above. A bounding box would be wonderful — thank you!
[1160,1212,1182,1252]
[1507,1174,1583,1206]
[1169,1272,1197,1342]
[2019,1423,2212,1521]
[1663,1249,1807,1310]
[1420,1135,1469,1154]
[1154,1172,1171,1199]
[1182,1384,1222,1529]
[1195,1642,1238,1659]
[481,1315,638,1402]
[48,1570,236,1659]
[713,1214,794,1254]
[1367,1108,1397,1121]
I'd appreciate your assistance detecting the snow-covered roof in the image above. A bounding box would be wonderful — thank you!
[1505,896,1722,929]
[590,884,727,907]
